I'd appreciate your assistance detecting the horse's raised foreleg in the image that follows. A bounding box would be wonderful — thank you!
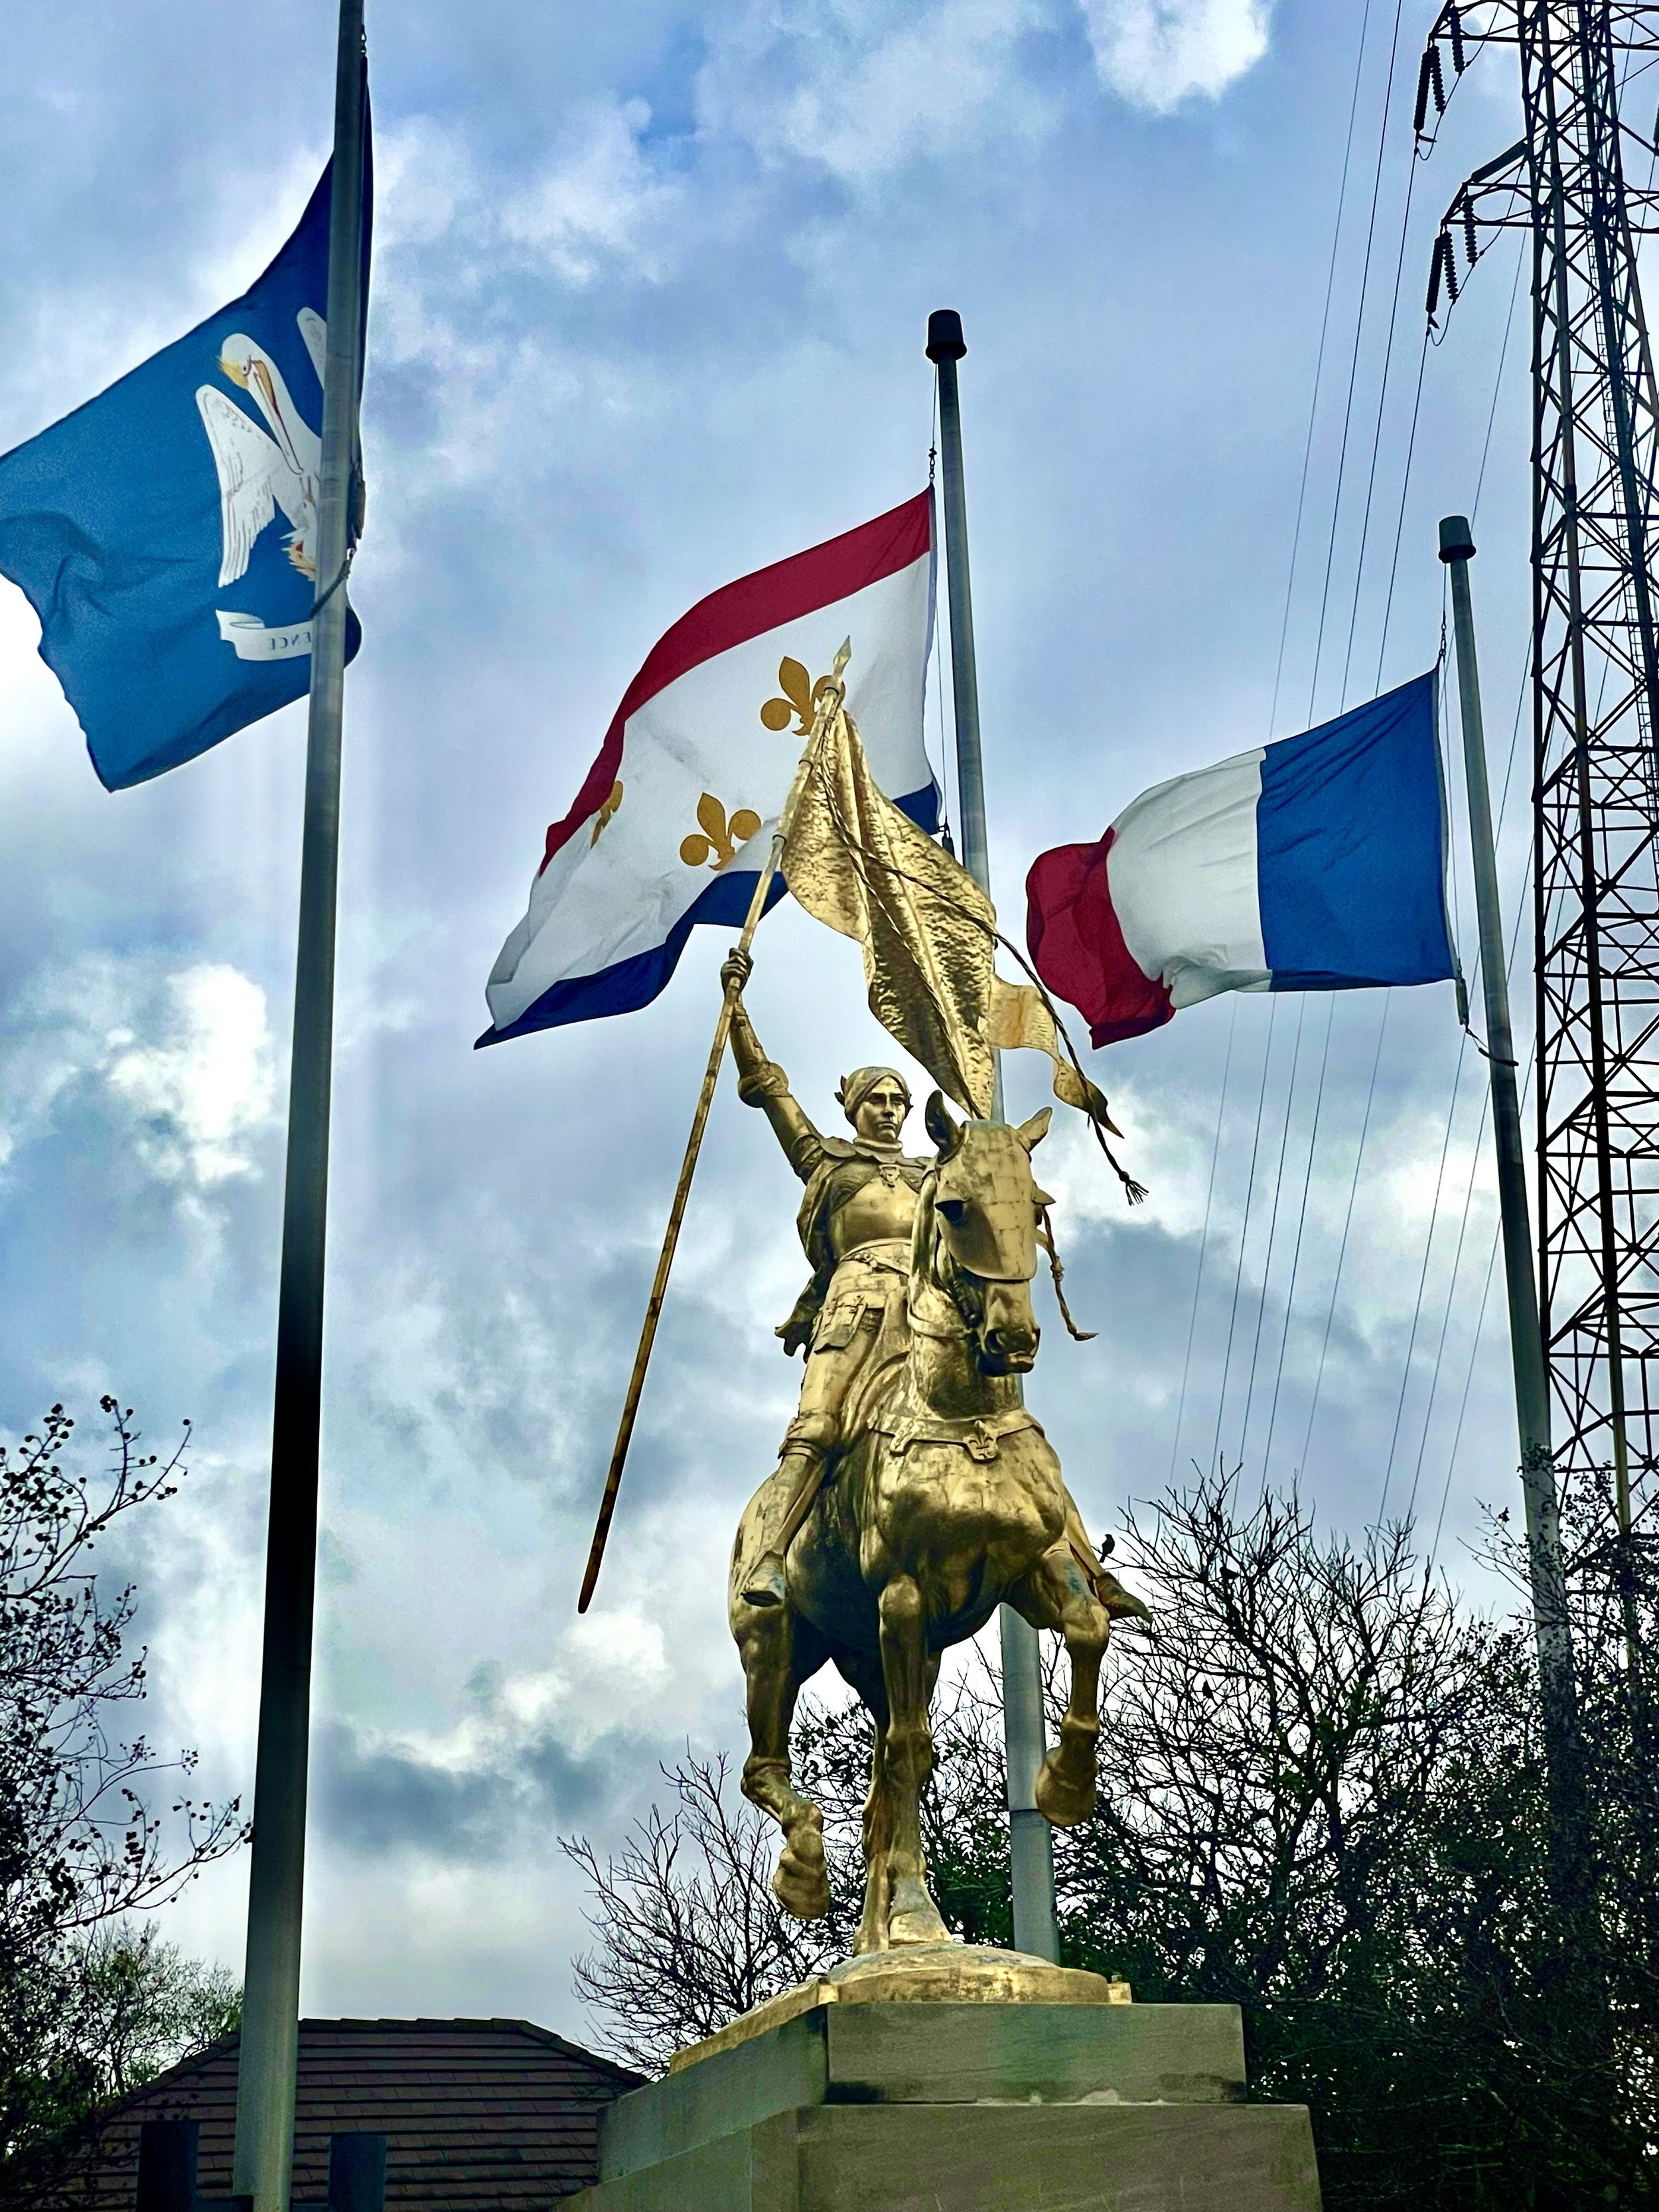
[876,1575,952,1946]
[1010,1541,1111,1828]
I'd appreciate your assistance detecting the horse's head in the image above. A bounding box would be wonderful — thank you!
[918,1092,1054,1376]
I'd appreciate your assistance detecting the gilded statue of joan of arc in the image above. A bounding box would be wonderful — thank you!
[722,951,932,1607]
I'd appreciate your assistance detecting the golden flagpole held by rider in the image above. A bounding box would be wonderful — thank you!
[575,640,855,1614]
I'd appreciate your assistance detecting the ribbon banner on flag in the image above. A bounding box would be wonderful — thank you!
[1026,672,1455,1047]
[480,493,940,1045]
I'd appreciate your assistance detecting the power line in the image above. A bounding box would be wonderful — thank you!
[1260,992,1338,1482]
[1403,568,1538,1529]
[1211,0,1427,1495]
[1340,139,1420,707]
[1471,236,1528,523]
[1238,995,1309,1471]
[1232,9,1413,1485]
[1301,992,1392,1471]
[1429,1224,1502,1568]
[1431,1043,1536,1569]
[1373,321,1432,696]
[1211,1000,1280,1475]
[1427,671,1535,1558]
[1306,0,1409,727]
[1168,996,1240,1480]
[1293,159,1532,1505]
[1269,0,1378,738]
[1376,1027,1472,1526]
[1404,1080,1491,1524]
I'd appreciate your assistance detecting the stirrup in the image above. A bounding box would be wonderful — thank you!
[741,1549,788,1609]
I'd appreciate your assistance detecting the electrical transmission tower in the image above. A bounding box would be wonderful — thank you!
[1420,1,1659,1561]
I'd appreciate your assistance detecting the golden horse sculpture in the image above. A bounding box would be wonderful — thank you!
[729,1090,1141,1956]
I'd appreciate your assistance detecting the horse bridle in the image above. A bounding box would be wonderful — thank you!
[905,1177,1021,1352]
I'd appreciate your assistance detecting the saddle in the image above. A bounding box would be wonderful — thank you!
[869,1403,1044,1463]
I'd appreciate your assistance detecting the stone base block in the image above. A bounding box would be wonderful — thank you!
[563,1992,1321,2212]
[569,2099,1319,2211]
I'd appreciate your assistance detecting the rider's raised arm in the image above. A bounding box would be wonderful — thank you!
[725,980,823,1182]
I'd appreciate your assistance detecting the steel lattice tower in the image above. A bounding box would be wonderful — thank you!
[1422,2,1659,1549]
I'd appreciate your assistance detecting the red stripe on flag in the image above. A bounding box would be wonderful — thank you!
[540,490,933,873]
[1025,830,1173,1049]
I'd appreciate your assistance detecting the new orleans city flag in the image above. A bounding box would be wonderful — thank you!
[480,494,940,1044]
[0,148,372,791]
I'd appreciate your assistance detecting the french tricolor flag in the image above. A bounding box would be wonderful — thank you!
[1025,672,1455,1048]
[480,494,937,1045]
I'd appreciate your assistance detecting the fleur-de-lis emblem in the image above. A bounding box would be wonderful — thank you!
[589,780,623,846]
[681,792,761,870]
[760,656,839,734]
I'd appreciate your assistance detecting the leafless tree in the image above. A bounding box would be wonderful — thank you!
[560,1753,846,2075]
[1062,1477,1517,1996]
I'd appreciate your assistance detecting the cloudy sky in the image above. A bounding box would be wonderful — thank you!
[1,0,1550,2033]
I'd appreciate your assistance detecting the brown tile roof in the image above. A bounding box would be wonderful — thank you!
[67,2018,642,2210]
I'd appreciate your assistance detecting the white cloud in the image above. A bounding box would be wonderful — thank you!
[502,99,684,285]
[344,1608,675,1792]
[701,0,1054,182]
[1078,0,1272,111]
[377,101,685,290]
[359,104,683,515]
[3,955,278,1188]
[699,0,1269,174]
[106,964,278,1186]
[373,115,476,256]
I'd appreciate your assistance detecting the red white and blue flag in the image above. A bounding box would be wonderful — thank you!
[1025,672,1455,1048]
[480,493,938,1045]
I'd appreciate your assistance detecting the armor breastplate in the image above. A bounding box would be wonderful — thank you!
[830,1173,919,1258]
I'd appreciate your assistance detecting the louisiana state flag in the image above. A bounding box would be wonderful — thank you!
[0,144,371,791]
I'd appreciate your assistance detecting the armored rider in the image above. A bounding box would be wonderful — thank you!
[722,950,930,1608]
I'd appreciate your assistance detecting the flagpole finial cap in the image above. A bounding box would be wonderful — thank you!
[926,310,966,363]
[1438,515,1476,563]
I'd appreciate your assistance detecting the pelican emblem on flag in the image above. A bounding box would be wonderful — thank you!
[196,310,326,662]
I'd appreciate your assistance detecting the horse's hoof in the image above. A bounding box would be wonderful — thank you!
[772,1816,830,1921]
[887,1877,952,1947]
[772,1860,830,1920]
[1035,1750,1097,1828]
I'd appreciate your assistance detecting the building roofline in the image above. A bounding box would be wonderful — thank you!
[68,2014,642,2141]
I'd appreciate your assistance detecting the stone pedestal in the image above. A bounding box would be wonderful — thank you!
[563,1951,1321,2211]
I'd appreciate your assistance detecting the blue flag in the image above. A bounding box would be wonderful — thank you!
[0,150,372,790]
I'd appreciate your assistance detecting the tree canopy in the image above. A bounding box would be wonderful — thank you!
[0,1402,244,2198]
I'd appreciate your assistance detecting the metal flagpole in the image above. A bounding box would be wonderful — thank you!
[233,7,368,2207]
[1438,516,1585,1820]
[1438,517,1574,1690]
[927,307,1059,1964]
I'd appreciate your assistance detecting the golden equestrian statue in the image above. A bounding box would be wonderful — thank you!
[581,644,1147,1959]
[723,960,1147,1952]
